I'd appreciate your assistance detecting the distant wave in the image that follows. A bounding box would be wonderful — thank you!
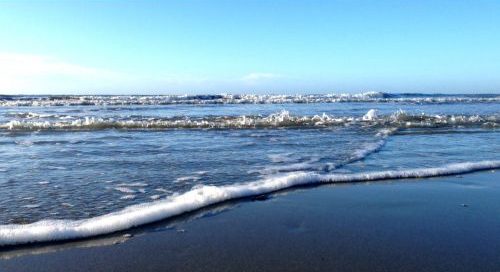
[1,110,498,131]
[1,160,499,246]
[1,92,499,107]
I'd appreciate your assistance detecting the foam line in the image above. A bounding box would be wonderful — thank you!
[1,92,499,106]
[1,160,499,246]
[1,110,498,131]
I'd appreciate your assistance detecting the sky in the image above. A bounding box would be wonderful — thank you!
[0,0,499,94]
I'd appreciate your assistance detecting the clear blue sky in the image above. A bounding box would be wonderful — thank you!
[0,0,499,94]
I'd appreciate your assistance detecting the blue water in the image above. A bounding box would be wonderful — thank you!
[0,93,498,227]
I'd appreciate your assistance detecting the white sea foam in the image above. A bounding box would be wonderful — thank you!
[346,140,386,164]
[0,110,500,130]
[116,182,148,187]
[362,109,378,121]
[253,158,321,175]
[120,195,136,200]
[259,127,395,174]
[154,188,171,193]
[1,160,499,246]
[337,127,396,168]
[1,93,499,107]
[2,110,497,131]
[268,153,295,163]
[175,176,201,182]
[22,204,40,209]
[6,112,59,119]
[114,187,136,194]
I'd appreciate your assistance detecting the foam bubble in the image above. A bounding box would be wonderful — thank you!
[1,160,499,246]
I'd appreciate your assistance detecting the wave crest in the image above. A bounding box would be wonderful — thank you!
[1,110,498,131]
[1,93,499,107]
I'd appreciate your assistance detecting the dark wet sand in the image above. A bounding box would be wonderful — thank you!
[1,171,500,272]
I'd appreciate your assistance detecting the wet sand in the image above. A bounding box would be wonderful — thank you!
[1,171,500,271]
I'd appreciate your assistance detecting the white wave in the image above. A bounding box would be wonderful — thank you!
[5,112,57,119]
[253,160,320,175]
[1,93,499,107]
[175,176,201,182]
[259,127,395,174]
[348,140,385,163]
[337,127,396,168]
[22,204,40,209]
[362,109,378,121]
[114,187,135,194]
[154,188,171,193]
[268,153,295,163]
[116,182,148,187]
[1,160,499,246]
[14,140,33,146]
[2,110,497,131]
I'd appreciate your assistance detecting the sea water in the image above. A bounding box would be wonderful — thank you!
[0,92,498,245]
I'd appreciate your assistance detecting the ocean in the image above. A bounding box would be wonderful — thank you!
[0,92,499,246]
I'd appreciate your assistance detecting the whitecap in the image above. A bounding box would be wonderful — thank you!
[1,110,497,131]
[22,204,40,209]
[175,176,201,183]
[116,182,148,187]
[1,93,498,107]
[114,187,136,194]
[362,109,378,121]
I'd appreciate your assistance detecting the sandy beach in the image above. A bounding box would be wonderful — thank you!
[1,171,499,272]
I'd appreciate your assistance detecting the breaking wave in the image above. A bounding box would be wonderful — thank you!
[0,160,498,246]
[1,92,499,107]
[1,110,498,131]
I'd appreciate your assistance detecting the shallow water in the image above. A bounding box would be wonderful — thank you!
[0,92,498,245]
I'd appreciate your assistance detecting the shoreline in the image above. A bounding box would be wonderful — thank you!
[1,171,500,271]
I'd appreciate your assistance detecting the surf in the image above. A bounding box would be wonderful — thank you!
[1,160,499,246]
[1,110,498,131]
